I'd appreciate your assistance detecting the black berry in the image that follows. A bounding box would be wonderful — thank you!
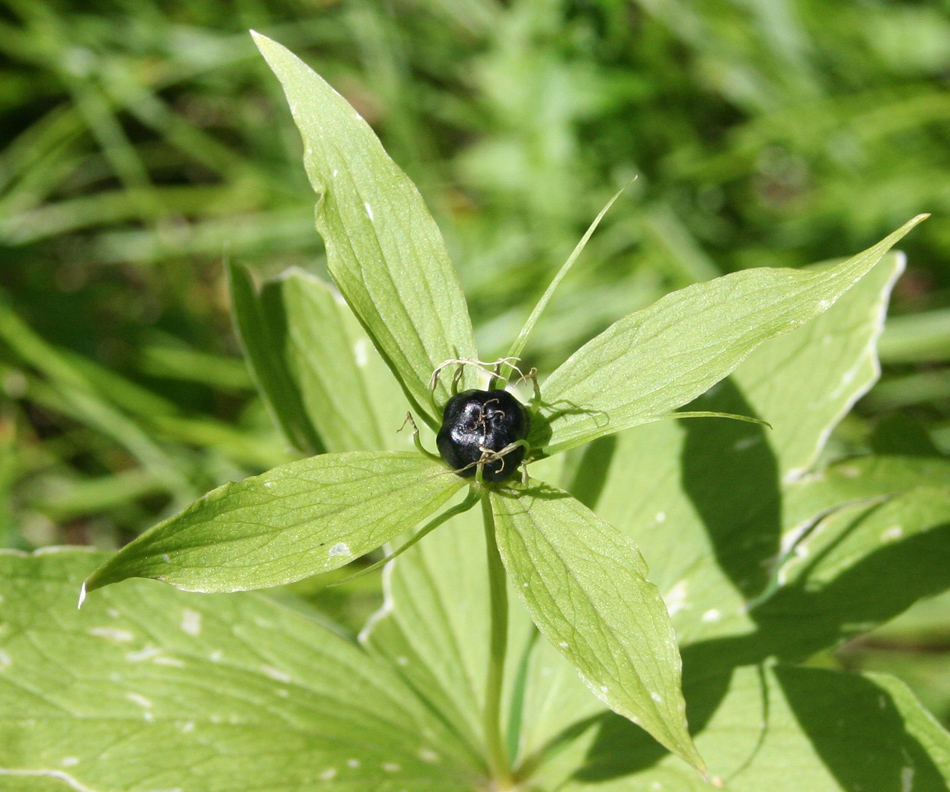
[437,389,530,483]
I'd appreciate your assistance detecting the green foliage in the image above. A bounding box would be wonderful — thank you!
[491,482,700,767]
[255,31,479,427]
[1,5,950,790]
[84,451,464,593]
[0,550,480,791]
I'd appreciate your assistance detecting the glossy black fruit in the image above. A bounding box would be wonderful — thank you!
[437,389,530,483]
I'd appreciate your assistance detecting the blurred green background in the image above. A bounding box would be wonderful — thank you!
[1,0,950,725]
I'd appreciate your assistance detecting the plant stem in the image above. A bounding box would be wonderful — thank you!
[481,493,513,787]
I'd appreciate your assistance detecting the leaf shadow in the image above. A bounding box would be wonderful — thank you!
[680,378,781,601]
[565,378,950,787]
[775,665,949,792]
[528,398,609,455]
[571,518,950,783]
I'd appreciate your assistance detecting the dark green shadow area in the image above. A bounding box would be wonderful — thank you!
[680,378,781,600]
[554,377,950,786]
[228,262,324,455]
[775,665,949,792]
[563,434,618,511]
[572,661,949,791]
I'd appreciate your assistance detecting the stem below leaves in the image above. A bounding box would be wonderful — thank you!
[482,494,513,787]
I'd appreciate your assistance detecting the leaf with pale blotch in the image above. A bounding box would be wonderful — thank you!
[490,483,704,772]
[560,665,950,792]
[753,485,950,661]
[534,217,925,457]
[84,452,464,594]
[253,32,478,427]
[0,550,479,791]
[572,252,914,652]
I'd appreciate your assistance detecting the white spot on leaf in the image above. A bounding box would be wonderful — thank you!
[319,768,337,781]
[353,338,369,368]
[90,626,135,642]
[655,511,666,524]
[651,692,663,704]
[701,609,721,623]
[902,765,915,792]
[0,650,11,669]
[126,692,152,709]
[261,665,292,684]
[881,525,904,543]
[395,656,409,666]
[181,608,202,636]
[733,436,760,452]
[418,749,438,763]
[558,641,569,649]
[126,646,163,663]
[382,763,401,772]
[664,580,689,616]
[154,656,185,668]
[60,757,79,767]
[364,202,374,221]
[329,542,351,558]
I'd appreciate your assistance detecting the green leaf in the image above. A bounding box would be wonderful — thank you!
[727,250,905,480]
[534,215,926,456]
[489,483,704,772]
[0,550,480,790]
[361,456,564,768]
[228,261,323,454]
[0,297,194,502]
[229,263,410,454]
[754,485,950,660]
[561,665,950,791]
[573,252,910,650]
[84,452,464,594]
[783,454,950,534]
[252,32,478,427]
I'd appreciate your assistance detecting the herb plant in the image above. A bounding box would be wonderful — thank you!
[1,32,949,792]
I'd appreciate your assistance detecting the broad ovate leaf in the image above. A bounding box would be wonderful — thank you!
[229,263,409,454]
[534,215,926,456]
[489,483,704,772]
[561,665,950,792]
[84,452,464,594]
[754,485,950,661]
[568,251,910,650]
[253,32,478,426]
[0,549,480,790]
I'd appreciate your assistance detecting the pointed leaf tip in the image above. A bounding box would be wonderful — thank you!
[84,452,464,594]
[252,32,478,425]
[536,215,929,456]
[490,485,705,771]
